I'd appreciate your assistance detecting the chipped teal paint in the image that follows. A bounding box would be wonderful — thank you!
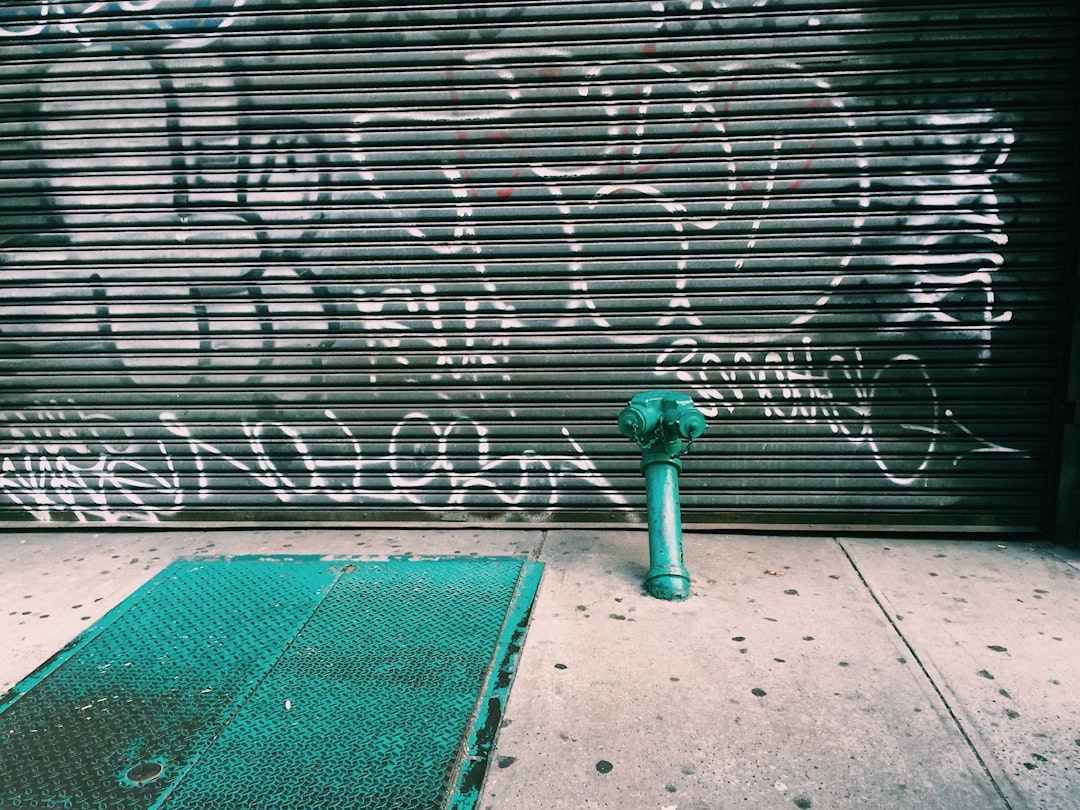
[449,561,543,808]
[0,555,542,809]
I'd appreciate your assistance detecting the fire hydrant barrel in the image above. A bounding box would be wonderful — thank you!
[643,457,691,600]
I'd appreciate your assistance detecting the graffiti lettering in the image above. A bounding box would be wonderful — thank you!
[0,408,627,521]
[0,3,1031,522]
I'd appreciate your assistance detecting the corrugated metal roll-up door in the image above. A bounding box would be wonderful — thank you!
[1,1,1076,529]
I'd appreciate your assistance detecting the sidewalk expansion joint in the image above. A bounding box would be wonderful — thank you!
[834,538,1014,810]
[529,529,549,562]
[1042,544,1080,573]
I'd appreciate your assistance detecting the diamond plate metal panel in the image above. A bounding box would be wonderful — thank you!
[0,556,542,810]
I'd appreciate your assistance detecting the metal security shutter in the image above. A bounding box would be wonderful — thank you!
[1,1,1076,529]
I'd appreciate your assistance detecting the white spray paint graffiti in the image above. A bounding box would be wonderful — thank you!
[0,0,245,47]
[0,406,183,522]
[654,110,1020,484]
[0,408,625,521]
[0,2,1030,521]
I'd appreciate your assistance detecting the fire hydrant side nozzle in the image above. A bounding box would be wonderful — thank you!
[617,390,708,601]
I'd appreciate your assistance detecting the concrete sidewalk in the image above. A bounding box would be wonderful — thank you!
[2,528,1078,809]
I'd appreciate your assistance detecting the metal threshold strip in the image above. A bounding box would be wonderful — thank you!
[0,555,543,809]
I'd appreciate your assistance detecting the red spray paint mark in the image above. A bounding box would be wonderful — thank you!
[497,188,514,199]
[642,43,657,54]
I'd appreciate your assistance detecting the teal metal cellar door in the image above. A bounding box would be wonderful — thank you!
[0,556,542,809]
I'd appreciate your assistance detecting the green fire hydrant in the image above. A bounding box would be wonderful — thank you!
[618,390,708,601]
